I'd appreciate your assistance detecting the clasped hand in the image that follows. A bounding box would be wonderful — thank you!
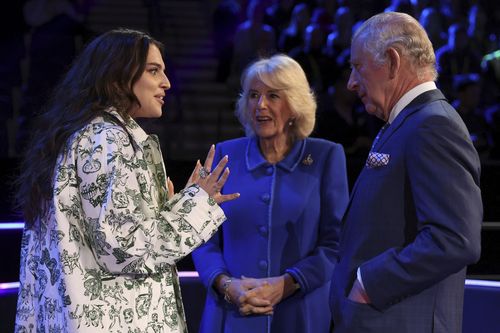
[166,145,239,203]
[225,275,290,316]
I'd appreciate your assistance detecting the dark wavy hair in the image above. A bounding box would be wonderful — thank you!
[15,28,163,228]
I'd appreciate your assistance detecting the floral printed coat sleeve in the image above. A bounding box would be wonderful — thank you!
[73,117,224,271]
[15,111,226,333]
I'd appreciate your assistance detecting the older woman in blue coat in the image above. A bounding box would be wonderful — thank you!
[192,54,349,333]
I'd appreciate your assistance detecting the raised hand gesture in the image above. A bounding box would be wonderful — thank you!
[187,145,240,204]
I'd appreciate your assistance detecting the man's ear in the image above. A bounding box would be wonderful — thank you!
[386,47,401,79]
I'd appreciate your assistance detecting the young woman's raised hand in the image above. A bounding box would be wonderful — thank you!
[187,145,240,203]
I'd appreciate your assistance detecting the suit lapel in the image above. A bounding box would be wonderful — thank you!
[376,89,447,150]
[340,89,447,224]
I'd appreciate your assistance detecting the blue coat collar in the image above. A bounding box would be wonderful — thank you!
[246,137,306,172]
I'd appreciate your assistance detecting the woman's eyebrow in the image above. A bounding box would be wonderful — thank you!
[146,62,164,69]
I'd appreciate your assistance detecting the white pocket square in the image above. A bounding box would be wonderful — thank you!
[366,152,390,168]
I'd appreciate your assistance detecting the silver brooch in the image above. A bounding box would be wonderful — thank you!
[302,154,313,165]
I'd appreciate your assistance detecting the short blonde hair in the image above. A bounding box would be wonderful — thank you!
[235,54,317,140]
[353,12,437,81]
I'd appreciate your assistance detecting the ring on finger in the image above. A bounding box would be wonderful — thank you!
[198,167,210,179]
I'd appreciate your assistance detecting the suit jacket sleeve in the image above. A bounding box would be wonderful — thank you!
[360,113,482,311]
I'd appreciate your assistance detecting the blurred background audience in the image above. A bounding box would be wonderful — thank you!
[0,3,499,331]
[222,0,500,162]
[1,0,500,209]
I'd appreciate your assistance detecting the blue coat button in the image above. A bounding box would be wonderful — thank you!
[261,193,270,203]
[259,226,268,236]
[266,167,274,175]
[258,260,268,270]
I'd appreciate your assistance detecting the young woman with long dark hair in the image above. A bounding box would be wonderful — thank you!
[15,28,239,332]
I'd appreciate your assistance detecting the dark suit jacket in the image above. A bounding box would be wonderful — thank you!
[330,89,483,333]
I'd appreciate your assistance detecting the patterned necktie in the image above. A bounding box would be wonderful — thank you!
[370,122,390,151]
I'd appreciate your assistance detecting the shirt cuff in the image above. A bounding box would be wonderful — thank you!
[357,267,366,291]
